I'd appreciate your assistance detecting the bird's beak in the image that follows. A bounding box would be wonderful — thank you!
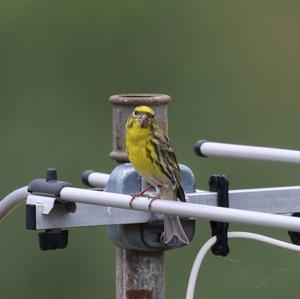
[139,113,149,128]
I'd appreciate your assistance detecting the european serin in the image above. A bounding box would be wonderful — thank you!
[125,105,189,244]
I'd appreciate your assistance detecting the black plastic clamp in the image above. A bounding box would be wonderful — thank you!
[28,168,72,198]
[27,168,73,251]
[209,174,230,256]
[288,213,300,245]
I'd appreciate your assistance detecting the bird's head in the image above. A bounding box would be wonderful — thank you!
[127,105,155,129]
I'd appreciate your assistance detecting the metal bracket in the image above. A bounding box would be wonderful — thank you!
[105,163,196,251]
[25,166,300,252]
[26,185,300,230]
[107,219,195,252]
[26,194,56,215]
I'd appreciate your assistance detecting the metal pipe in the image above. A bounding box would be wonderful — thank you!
[109,94,170,299]
[60,187,300,233]
[109,94,170,163]
[116,249,164,299]
[195,140,300,164]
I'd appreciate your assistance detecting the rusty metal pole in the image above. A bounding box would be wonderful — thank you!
[109,94,171,299]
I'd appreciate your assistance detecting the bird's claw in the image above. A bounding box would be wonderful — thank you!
[129,195,136,208]
[129,187,152,208]
[147,195,161,211]
[129,192,142,208]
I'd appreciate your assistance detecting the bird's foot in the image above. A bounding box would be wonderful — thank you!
[129,185,152,208]
[147,187,166,210]
[147,193,162,210]
[129,194,138,208]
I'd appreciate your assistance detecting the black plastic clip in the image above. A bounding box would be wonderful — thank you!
[28,168,72,199]
[288,213,300,245]
[38,229,69,250]
[209,174,230,256]
[27,168,73,251]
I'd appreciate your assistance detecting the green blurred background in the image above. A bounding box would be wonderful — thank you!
[1,1,300,298]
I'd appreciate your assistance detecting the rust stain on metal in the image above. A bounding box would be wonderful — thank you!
[116,108,122,150]
[159,119,168,134]
[126,289,153,299]
[116,248,164,299]
[110,94,171,106]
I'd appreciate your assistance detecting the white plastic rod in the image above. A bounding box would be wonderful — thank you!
[81,170,110,188]
[60,187,300,233]
[195,140,300,164]
[0,186,28,222]
[89,172,110,188]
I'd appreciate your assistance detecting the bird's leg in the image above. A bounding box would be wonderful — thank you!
[148,187,166,210]
[129,185,152,208]
[132,185,152,198]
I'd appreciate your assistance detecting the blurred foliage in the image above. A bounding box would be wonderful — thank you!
[1,0,300,298]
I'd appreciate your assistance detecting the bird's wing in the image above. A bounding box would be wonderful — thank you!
[152,122,186,201]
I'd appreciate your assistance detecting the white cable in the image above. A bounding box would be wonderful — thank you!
[186,231,300,299]
[0,186,28,222]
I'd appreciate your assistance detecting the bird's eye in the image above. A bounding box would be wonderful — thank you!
[133,110,138,116]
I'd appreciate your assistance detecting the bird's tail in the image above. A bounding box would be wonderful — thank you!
[164,215,190,245]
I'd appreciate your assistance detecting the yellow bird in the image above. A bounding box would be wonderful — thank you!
[125,105,189,244]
